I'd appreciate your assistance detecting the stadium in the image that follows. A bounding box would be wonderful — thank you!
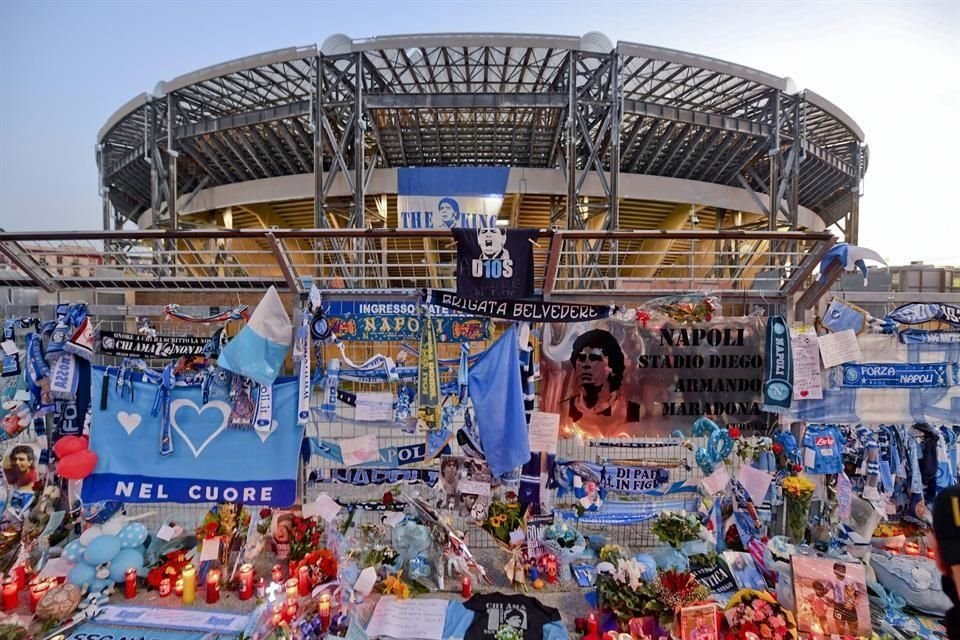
[12,32,867,303]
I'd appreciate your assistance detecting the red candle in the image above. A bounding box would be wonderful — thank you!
[587,612,600,638]
[271,602,283,626]
[255,577,266,599]
[174,578,184,597]
[13,567,24,592]
[2,577,18,612]
[28,579,50,612]
[297,564,310,596]
[271,564,284,582]
[239,563,254,601]
[124,568,137,599]
[206,569,221,604]
[159,577,172,597]
[318,592,331,631]
[284,599,298,622]
[284,577,298,601]
[461,575,472,598]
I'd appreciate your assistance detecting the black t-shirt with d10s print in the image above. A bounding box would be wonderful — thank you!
[453,228,537,300]
[464,593,561,640]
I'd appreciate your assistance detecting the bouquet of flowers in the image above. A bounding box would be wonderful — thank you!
[291,548,338,588]
[196,503,250,564]
[651,511,704,552]
[651,569,710,611]
[724,589,795,640]
[599,544,628,563]
[357,543,400,571]
[596,558,665,623]
[781,475,815,544]
[286,514,325,563]
[483,498,525,548]
[541,522,586,581]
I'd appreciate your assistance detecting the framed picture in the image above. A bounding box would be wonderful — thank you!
[680,603,718,640]
[438,455,492,518]
[792,556,870,637]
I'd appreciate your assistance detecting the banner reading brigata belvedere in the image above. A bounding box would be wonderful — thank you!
[397,167,508,229]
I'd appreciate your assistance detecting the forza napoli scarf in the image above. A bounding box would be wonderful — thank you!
[761,315,793,413]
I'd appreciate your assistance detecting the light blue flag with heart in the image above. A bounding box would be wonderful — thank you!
[83,367,304,506]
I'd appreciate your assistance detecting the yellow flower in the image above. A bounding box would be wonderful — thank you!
[782,474,815,499]
[383,570,412,599]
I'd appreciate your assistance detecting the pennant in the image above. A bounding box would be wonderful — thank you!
[217,286,292,387]
[416,312,441,432]
[761,315,793,413]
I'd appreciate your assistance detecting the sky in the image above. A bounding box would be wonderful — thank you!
[0,0,957,266]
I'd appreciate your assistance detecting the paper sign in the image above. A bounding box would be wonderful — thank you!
[382,511,405,527]
[528,411,560,453]
[199,538,220,563]
[791,327,823,400]
[458,479,491,497]
[818,329,863,368]
[355,392,395,422]
[304,493,342,522]
[157,524,177,541]
[509,529,526,545]
[354,566,378,597]
[736,465,773,505]
[700,467,730,495]
[96,605,249,632]
[366,596,448,640]
[340,434,381,466]
[1,341,17,356]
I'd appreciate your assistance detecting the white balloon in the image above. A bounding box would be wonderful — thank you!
[78,525,103,546]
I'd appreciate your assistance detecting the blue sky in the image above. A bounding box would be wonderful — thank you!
[1,0,957,265]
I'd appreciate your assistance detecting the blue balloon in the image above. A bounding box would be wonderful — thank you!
[67,562,96,588]
[63,539,86,562]
[109,548,144,582]
[118,522,148,548]
[83,534,121,565]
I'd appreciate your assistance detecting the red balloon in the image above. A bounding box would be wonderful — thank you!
[53,435,88,459]
[57,450,98,480]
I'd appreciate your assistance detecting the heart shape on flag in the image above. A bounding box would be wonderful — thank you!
[254,420,280,444]
[117,411,142,435]
[170,399,231,458]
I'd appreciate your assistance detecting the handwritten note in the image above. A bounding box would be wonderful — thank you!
[199,537,220,563]
[365,596,448,640]
[341,434,381,466]
[818,329,863,368]
[355,392,395,422]
[528,412,560,454]
[459,479,491,497]
[791,327,823,400]
[303,493,342,522]
[737,465,773,505]
[700,467,731,495]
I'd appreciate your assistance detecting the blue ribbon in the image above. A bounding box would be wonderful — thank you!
[153,364,175,456]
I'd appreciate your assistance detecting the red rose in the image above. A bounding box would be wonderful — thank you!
[296,520,309,535]
[728,426,741,439]
[382,491,394,506]
[793,463,804,472]
[259,508,271,519]
[205,522,218,537]
[772,442,783,455]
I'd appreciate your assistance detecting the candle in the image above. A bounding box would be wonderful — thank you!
[271,564,284,583]
[181,564,196,605]
[206,569,221,604]
[461,575,472,599]
[271,603,284,626]
[255,577,266,599]
[297,564,310,596]
[239,564,255,601]
[159,577,172,597]
[284,577,299,601]
[124,568,137,599]
[284,599,298,623]
[318,593,331,631]
[2,577,18,612]
[587,612,600,638]
[29,579,50,612]
[175,578,184,597]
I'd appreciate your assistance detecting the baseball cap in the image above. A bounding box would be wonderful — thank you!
[933,484,960,566]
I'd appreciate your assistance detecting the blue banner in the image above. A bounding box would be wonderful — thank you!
[899,330,960,344]
[397,167,509,229]
[307,436,450,467]
[67,623,213,640]
[328,314,490,342]
[833,362,958,388]
[84,368,304,506]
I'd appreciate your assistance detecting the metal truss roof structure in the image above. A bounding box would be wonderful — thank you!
[96,33,866,241]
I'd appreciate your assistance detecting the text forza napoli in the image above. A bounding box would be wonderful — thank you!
[640,327,764,417]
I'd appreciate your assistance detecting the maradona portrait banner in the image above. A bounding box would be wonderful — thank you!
[83,367,304,506]
[540,317,765,438]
